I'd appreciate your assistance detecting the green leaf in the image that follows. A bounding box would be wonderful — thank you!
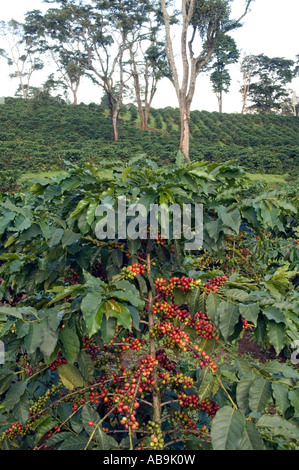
[262,306,286,324]
[0,373,13,394]
[24,322,44,354]
[211,406,245,450]
[57,363,84,391]
[4,380,27,412]
[86,200,98,226]
[105,300,132,330]
[288,389,299,413]
[81,292,104,337]
[219,303,240,341]
[61,229,81,247]
[0,212,16,236]
[239,303,259,326]
[100,315,117,343]
[0,306,23,319]
[127,305,141,331]
[112,280,145,309]
[70,198,91,218]
[58,434,90,450]
[218,206,241,233]
[59,325,81,364]
[267,321,286,355]
[272,383,291,415]
[257,414,299,440]
[248,377,272,413]
[237,420,265,450]
[39,319,59,359]
[260,360,299,379]
[47,227,64,248]
[236,372,256,414]
[188,288,205,316]
[121,165,133,181]
[224,289,250,302]
[206,292,221,326]
[12,392,30,424]
[46,431,76,448]
[77,352,94,382]
[176,151,186,168]
[83,269,104,291]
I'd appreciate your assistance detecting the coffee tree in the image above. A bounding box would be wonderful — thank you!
[0,156,298,450]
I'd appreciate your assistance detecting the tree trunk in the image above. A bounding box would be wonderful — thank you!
[218,91,223,113]
[179,102,191,162]
[111,110,119,142]
[72,90,78,105]
[107,93,120,142]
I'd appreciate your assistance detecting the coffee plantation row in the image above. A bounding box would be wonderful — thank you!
[0,97,299,192]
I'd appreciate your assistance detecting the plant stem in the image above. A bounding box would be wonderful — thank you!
[146,251,161,423]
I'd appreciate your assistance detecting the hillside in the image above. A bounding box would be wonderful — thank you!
[0,97,298,182]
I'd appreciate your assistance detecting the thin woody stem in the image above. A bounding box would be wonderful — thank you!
[146,251,161,423]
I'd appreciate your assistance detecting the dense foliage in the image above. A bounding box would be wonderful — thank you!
[0,97,298,190]
[0,157,298,450]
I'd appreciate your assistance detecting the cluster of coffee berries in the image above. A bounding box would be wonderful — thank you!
[121,263,146,279]
[193,345,218,373]
[71,395,86,411]
[151,321,190,351]
[119,334,147,352]
[177,392,200,410]
[45,424,62,439]
[119,405,139,431]
[83,336,101,361]
[107,241,125,253]
[0,422,32,442]
[153,301,219,343]
[203,276,228,294]
[105,356,158,429]
[49,352,67,371]
[153,302,190,324]
[155,235,166,246]
[154,276,201,299]
[153,301,178,318]
[24,358,34,376]
[135,355,158,392]
[158,371,193,389]
[155,349,176,372]
[199,398,219,418]
[92,259,105,279]
[242,318,249,329]
[29,382,62,418]
[62,267,80,285]
[171,410,197,430]
[188,311,219,340]
[147,421,164,449]
[196,251,220,271]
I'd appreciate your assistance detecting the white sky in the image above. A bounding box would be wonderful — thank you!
[0,0,299,113]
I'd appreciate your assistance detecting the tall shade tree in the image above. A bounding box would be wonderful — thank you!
[238,53,256,113]
[24,8,86,105]
[27,0,152,141]
[0,19,44,99]
[244,54,295,114]
[159,0,253,160]
[128,25,169,130]
[209,34,239,112]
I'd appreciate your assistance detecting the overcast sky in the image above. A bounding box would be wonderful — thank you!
[0,0,298,113]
